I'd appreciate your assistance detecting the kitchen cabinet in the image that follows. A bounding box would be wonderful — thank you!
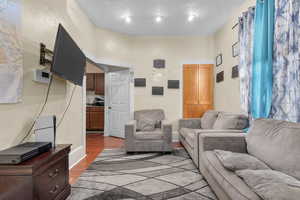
[86,111,90,129]
[86,106,104,130]
[86,73,95,91]
[95,73,105,95]
[86,73,104,95]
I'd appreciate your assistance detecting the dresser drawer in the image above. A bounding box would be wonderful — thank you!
[35,157,68,200]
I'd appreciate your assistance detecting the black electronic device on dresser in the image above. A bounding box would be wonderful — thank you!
[0,142,52,164]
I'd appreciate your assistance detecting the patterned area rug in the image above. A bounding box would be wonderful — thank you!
[68,148,218,200]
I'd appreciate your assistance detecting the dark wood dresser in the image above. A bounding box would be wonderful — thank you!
[0,144,71,200]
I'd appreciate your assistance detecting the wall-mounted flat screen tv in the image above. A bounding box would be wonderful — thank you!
[51,24,86,86]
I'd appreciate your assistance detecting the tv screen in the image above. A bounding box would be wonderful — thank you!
[51,24,86,86]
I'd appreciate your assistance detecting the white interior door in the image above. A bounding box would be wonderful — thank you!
[106,69,131,138]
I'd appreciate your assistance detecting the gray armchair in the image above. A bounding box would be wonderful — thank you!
[125,109,172,153]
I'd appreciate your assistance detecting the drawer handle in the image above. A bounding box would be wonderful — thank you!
[48,169,59,178]
[49,185,59,194]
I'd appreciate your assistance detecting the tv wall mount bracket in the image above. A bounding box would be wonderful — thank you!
[40,43,53,66]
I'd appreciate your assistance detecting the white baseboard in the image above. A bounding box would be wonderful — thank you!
[69,145,86,169]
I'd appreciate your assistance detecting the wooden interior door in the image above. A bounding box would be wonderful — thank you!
[183,64,213,118]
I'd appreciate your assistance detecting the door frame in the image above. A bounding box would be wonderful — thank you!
[83,54,134,137]
[180,61,214,118]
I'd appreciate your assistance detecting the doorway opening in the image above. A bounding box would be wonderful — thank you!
[86,62,105,134]
[85,59,133,139]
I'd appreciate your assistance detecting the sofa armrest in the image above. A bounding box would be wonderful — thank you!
[196,129,244,134]
[199,133,247,153]
[162,120,172,143]
[125,120,136,140]
[179,118,201,130]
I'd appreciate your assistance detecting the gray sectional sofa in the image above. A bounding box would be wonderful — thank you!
[181,116,300,200]
[179,110,249,167]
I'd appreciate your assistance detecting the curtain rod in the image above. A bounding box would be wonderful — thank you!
[232,6,255,30]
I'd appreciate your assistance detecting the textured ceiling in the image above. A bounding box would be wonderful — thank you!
[76,0,245,36]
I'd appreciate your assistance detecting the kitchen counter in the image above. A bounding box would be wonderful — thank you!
[86,104,104,107]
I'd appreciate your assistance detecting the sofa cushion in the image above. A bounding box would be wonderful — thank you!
[136,117,156,131]
[201,110,220,129]
[236,169,300,200]
[214,150,270,171]
[134,109,165,128]
[185,132,195,149]
[202,151,261,200]
[246,119,300,180]
[213,113,249,130]
[180,128,196,149]
[180,128,195,138]
[135,129,163,140]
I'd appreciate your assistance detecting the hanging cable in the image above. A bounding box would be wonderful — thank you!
[20,75,54,143]
[56,84,77,128]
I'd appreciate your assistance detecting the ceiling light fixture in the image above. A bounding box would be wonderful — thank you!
[155,16,162,23]
[188,14,196,22]
[124,16,131,24]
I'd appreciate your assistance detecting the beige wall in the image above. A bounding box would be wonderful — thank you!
[214,0,256,113]
[131,36,215,130]
[92,31,215,132]
[0,0,98,166]
[94,28,133,67]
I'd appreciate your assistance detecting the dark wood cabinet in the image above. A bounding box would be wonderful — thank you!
[0,145,71,200]
[86,111,91,130]
[86,73,104,95]
[95,73,105,95]
[86,73,95,91]
[86,106,104,130]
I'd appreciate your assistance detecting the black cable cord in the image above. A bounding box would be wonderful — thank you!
[20,75,54,143]
[56,84,76,128]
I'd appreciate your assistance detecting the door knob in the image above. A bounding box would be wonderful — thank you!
[108,106,112,109]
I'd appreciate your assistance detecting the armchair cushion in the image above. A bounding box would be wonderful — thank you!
[201,110,220,129]
[135,129,163,140]
[213,113,249,130]
[134,109,165,128]
[136,117,156,131]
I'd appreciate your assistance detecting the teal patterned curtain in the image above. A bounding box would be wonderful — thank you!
[271,0,300,122]
[239,8,255,115]
[251,0,275,119]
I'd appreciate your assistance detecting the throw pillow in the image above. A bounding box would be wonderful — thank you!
[236,169,300,200]
[201,110,219,129]
[213,113,249,130]
[136,117,156,131]
[214,150,270,171]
